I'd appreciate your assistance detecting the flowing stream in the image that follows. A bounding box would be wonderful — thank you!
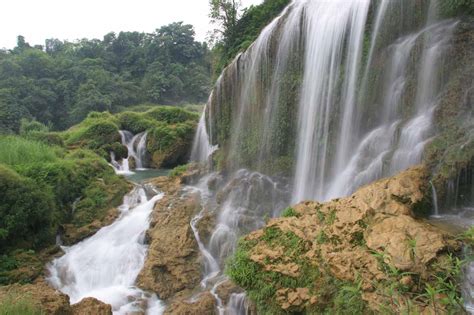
[47,179,165,314]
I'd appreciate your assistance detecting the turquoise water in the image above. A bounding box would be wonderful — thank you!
[125,169,170,183]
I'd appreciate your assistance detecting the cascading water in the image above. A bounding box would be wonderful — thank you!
[191,105,218,163]
[111,130,148,174]
[190,0,467,313]
[47,185,165,314]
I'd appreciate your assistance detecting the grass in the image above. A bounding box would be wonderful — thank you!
[0,136,61,166]
[0,293,43,315]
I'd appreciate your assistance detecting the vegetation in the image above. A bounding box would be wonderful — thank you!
[0,134,130,284]
[0,292,43,315]
[169,164,189,177]
[210,0,291,75]
[0,22,211,133]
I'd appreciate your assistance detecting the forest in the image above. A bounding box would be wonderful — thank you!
[0,22,211,132]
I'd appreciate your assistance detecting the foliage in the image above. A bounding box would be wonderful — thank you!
[439,0,474,17]
[169,164,189,177]
[0,292,43,315]
[0,135,128,254]
[281,207,298,218]
[211,0,291,74]
[0,136,60,166]
[0,164,55,250]
[0,23,211,132]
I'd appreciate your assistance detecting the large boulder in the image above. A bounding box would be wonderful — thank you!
[227,166,464,314]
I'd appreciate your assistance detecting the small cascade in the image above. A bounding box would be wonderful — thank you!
[111,130,148,174]
[226,293,249,315]
[191,105,217,163]
[430,181,441,218]
[47,185,165,314]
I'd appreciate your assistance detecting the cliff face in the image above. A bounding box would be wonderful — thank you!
[227,167,465,314]
[204,0,474,203]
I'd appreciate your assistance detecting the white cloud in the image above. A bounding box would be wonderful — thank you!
[0,0,263,49]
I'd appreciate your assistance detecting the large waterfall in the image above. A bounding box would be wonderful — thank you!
[190,0,465,313]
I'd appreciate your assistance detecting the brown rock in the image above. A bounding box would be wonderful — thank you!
[0,279,71,315]
[137,176,202,300]
[237,166,462,314]
[164,291,216,315]
[71,297,112,315]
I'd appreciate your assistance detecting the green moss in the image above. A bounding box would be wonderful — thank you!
[169,164,189,177]
[281,207,298,218]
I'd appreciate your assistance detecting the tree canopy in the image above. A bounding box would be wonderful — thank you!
[0,22,211,132]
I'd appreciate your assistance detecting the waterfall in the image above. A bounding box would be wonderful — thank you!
[430,181,440,218]
[111,130,148,174]
[190,0,463,313]
[47,185,165,314]
[191,105,217,163]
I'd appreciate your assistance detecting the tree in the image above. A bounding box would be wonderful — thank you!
[209,0,242,43]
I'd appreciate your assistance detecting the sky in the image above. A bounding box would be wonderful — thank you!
[0,0,263,49]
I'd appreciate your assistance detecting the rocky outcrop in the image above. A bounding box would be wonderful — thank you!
[164,291,216,315]
[0,279,71,314]
[136,175,202,300]
[71,297,112,315]
[227,166,464,314]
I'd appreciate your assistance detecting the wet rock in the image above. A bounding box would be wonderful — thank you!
[137,176,202,300]
[229,166,463,314]
[164,291,216,315]
[62,207,120,245]
[71,297,112,315]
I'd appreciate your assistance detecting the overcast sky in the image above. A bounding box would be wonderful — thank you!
[0,0,263,49]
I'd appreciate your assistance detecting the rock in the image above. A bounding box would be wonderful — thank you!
[71,297,112,315]
[0,279,71,314]
[164,291,216,315]
[137,176,202,300]
[228,166,463,314]
[62,207,120,245]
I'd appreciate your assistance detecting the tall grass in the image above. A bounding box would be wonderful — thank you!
[0,136,60,166]
[0,293,43,315]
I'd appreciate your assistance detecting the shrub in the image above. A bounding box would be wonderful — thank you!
[0,164,55,250]
[116,111,157,134]
[144,106,199,124]
[0,136,61,166]
[169,164,189,177]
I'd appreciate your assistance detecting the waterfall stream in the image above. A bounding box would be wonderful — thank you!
[111,130,148,174]
[47,185,165,314]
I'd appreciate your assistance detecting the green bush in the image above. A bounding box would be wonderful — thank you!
[0,164,55,250]
[144,106,199,124]
[169,164,189,177]
[439,0,474,17]
[116,111,157,134]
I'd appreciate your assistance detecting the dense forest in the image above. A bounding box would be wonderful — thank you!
[0,22,211,132]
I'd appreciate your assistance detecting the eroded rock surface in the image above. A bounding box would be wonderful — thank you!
[71,297,112,315]
[228,166,463,314]
[136,175,202,300]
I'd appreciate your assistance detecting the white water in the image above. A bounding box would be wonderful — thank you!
[111,130,148,174]
[191,106,218,163]
[191,0,464,314]
[47,186,165,314]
